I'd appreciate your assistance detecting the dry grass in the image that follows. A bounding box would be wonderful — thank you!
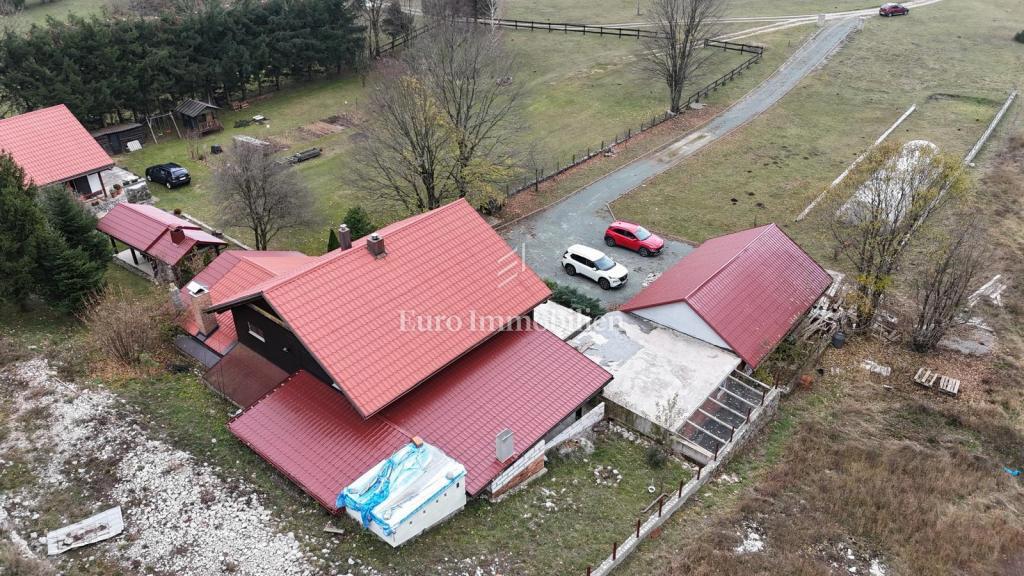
[619,131,1024,576]
[0,542,57,576]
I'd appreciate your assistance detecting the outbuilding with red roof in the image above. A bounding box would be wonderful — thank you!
[0,104,114,199]
[96,203,228,283]
[621,223,833,368]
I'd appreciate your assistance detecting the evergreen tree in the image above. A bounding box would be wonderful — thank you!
[382,0,413,40]
[40,185,110,263]
[327,228,341,252]
[32,229,106,313]
[0,155,45,308]
[343,205,375,239]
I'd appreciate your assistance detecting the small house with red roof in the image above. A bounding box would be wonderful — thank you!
[0,104,114,199]
[174,200,612,529]
[96,203,228,283]
[571,224,831,464]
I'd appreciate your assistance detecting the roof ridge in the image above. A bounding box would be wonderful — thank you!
[263,199,469,297]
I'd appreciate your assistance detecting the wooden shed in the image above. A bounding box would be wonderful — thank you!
[90,122,147,154]
[175,99,223,135]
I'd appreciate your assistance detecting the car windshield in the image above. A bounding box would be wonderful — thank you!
[594,255,615,271]
[635,226,652,240]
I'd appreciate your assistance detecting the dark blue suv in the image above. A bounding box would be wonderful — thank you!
[145,163,191,189]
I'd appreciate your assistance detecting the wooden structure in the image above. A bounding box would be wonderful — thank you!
[914,367,960,397]
[175,99,223,135]
[90,122,147,154]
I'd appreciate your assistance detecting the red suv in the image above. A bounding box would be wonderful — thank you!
[604,221,665,257]
[879,3,909,16]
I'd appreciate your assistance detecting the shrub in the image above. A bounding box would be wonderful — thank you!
[1015,30,1024,43]
[78,287,175,366]
[645,445,668,469]
[343,205,375,240]
[543,280,606,318]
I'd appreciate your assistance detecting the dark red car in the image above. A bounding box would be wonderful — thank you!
[879,3,909,16]
[604,221,665,257]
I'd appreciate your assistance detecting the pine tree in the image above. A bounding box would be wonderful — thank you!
[343,206,375,239]
[0,154,45,308]
[33,229,106,313]
[327,228,341,252]
[40,185,110,263]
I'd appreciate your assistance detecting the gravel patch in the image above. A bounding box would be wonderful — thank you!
[0,359,315,576]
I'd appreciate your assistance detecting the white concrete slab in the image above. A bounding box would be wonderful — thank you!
[533,301,591,340]
[570,311,741,432]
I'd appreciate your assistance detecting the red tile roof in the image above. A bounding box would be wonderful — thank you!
[229,322,611,510]
[212,199,551,417]
[96,203,227,266]
[621,224,832,367]
[0,104,113,186]
[179,250,311,354]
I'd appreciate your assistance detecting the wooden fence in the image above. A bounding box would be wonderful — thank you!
[378,25,432,56]
[506,42,764,198]
[474,17,664,39]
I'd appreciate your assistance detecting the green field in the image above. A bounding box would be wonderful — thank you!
[612,0,1024,263]
[117,30,747,254]
[501,0,878,23]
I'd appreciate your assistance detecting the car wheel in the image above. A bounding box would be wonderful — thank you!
[598,278,610,290]
[639,247,650,257]
[604,236,615,247]
[564,264,577,276]
[166,182,173,189]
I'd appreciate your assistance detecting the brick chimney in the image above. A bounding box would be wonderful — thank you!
[366,233,385,258]
[170,226,186,244]
[337,224,352,250]
[191,291,218,336]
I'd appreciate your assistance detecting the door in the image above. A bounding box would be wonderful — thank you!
[614,228,639,250]
[572,254,598,281]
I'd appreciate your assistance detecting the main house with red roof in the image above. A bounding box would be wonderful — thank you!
[571,223,831,463]
[0,104,114,199]
[96,203,228,283]
[175,199,611,519]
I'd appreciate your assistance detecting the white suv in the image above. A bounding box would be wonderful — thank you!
[561,244,629,290]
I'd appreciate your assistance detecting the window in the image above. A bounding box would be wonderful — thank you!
[635,226,652,240]
[247,322,265,342]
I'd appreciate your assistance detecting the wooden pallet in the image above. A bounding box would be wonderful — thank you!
[913,367,938,388]
[938,376,961,397]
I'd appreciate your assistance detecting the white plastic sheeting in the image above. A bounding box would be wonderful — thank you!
[339,442,466,547]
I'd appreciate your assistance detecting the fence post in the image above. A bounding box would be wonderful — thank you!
[678,478,684,497]
[636,518,641,538]
[587,567,592,576]
[572,153,576,165]
[658,496,664,517]
[697,465,702,480]
[612,540,618,560]
[627,127,631,139]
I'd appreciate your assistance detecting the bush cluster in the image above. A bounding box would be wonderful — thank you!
[544,279,607,318]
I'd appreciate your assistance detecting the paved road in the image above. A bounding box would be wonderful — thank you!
[501,18,859,307]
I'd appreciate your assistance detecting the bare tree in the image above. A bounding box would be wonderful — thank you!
[412,19,520,200]
[907,214,988,352]
[213,142,315,250]
[355,0,388,57]
[355,61,459,213]
[642,0,723,114]
[356,23,519,214]
[828,140,969,325]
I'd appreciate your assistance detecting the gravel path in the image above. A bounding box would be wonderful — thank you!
[499,18,859,307]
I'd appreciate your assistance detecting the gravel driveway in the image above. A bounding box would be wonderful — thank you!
[500,18,858,307]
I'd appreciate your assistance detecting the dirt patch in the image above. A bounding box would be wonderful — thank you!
[298,120,346,139]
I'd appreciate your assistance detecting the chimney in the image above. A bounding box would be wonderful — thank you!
[168,284,185,312]
[495,429,514,462]
[337,224,352,250]
[170,226,186,244]
[191,291,218,337]
[366,233,386,258]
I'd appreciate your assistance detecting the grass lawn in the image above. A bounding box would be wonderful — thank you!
[611,0,1024,264]
[501,0,878,24]
[118,30,748,254]
[4,0,106,28]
